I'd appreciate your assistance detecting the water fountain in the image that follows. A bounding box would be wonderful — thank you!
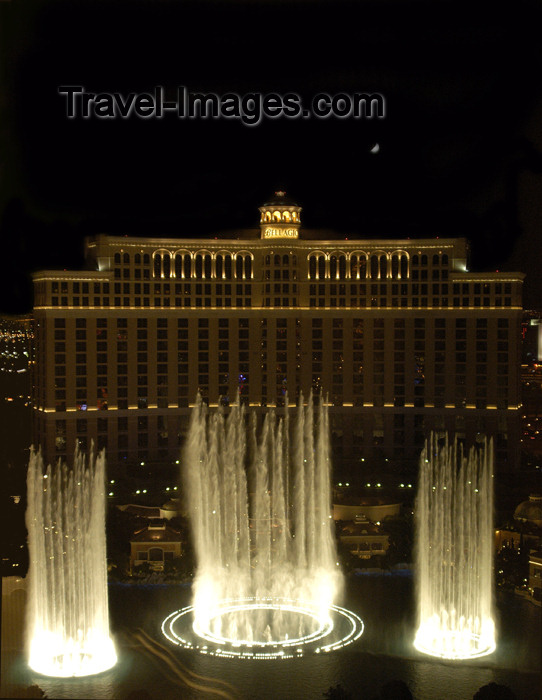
[162,393,363,658]
[414,434,496,659]
[26,446,117,677]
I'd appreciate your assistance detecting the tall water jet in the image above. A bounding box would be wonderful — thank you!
[180,392,346,652]
[26,446,117,677]
[414,434,496,660]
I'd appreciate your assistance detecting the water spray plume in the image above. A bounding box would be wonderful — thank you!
[163,392,363,657]
[414,433,496,660]
[26,446,117,677]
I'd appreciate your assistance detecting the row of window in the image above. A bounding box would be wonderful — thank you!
[51,316,510,332]
[114,249,446,270]
[40,277,518,312]
[47,294,515,310]
[46,278,514,295]
[152,252,253,280]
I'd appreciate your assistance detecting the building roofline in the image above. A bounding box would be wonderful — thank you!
[449,271,526,282]
[32,270,110,280]
[85,233,467,249]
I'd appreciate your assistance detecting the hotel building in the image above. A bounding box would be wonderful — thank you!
[31,192,524,480]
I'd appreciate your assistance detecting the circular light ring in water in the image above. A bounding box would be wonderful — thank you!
[162,597,364,659]
[414,635,496,660]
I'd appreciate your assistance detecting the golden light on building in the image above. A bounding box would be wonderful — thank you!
[30,192,524,480]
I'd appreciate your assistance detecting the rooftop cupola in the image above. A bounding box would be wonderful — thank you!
[259,190,302,239]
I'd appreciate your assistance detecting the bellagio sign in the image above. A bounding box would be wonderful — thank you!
[263,227,299,239]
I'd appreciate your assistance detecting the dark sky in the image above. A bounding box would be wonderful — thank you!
[1,0,542,313]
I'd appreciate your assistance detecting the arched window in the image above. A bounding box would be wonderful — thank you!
[283,211,291,222]
[114,253,121,264]
[265,254,270,265]
[265,211,271,222]
[292,255,297,265]
[421,255,428,266]
[135,254,141,265]
[339,255,347,279]
[379,255,387,279]
[236,255,244,279]
[153,254,161,278]
[143,254,150,265]
[283,254,289,266]
[330,255,338,279]
[442,254,449,265]
[370,255,379,279]
[175,254,183,278]
[309,256,317,280]
[350,255,359,279]
[391,256,399,279]
[292,212,298,222]
[273,211,281,222]
[163,254,171,279]
[274,254,281,265]
[400,255,408,279]
[195,255,203,279]
[204,254,212,279]
[318,255,326,280]
[183,254,191,279]
[216,255,223,279]
[245,256,252,279]
[123,253,130,264]
[412,255,419,267]
[224,255,232,279]
[352,254,368,279]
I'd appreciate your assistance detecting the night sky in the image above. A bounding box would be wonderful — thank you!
[1,0,542,313]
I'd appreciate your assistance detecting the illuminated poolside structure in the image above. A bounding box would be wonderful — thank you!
[26,446,117,677]
[163,392,364,658]
[414,434,496,660]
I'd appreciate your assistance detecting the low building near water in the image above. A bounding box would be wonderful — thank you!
[130,519,182,573]
[338,518,390,559]
[333,497,401,523]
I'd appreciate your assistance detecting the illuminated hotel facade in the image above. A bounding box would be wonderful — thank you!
[31,193,524,479]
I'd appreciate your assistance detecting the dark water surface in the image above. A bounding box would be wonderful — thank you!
[22,576,540,700]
